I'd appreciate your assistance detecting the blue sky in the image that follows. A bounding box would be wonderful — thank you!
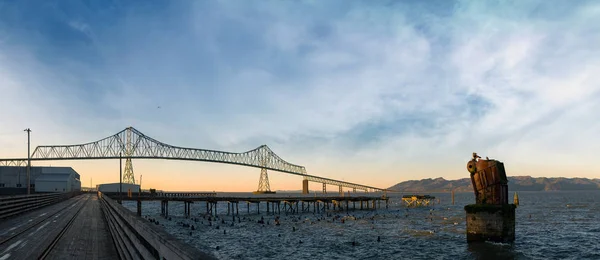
[0,1,599,190]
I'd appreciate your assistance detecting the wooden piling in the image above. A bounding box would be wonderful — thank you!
[137,200,142,216]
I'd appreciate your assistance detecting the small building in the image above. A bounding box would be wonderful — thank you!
[0,166,81,194]
[97,183,140,193]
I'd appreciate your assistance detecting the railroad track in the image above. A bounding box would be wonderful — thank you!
[0,194,90,259]
[38,195,90,259]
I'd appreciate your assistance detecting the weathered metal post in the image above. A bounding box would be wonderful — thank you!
[165,200,169,218]
[465,153,516,243]
[137,200,142,216]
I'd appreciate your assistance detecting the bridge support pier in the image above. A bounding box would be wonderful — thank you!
[339,185,342,195]
[254,168,275,194]
[302,179,309,194]
[323,183,326,194]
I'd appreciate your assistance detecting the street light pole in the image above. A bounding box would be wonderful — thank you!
[24,128,31,195]
[119,152,122,204]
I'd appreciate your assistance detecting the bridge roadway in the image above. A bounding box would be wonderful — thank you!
[0,194,118,260]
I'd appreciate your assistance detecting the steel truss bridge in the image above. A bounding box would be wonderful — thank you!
[0,127,386,193]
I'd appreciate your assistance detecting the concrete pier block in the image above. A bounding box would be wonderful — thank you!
[465,204,516,243]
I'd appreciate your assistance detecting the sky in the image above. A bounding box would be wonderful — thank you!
[0,0,599,192]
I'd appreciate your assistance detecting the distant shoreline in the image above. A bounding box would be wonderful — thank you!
[387,176,600,193]
[384,190,600,193]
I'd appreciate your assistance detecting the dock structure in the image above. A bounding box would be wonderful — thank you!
[401,195,436,207]
[106,192,389,218]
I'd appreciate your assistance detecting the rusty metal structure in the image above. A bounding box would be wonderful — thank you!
[467,153,508,205]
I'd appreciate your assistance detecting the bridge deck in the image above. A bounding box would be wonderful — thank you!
[110,194,389,202]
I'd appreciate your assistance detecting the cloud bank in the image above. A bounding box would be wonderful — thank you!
[1,0,599,189]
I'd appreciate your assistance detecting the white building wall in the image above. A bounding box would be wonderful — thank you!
[71,178,81,191]
[35,180,68,192]
[1,166,81,192]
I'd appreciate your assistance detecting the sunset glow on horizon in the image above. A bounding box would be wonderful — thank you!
[1,1,599,191]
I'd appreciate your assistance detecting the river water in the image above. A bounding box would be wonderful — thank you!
[122,191,600,259]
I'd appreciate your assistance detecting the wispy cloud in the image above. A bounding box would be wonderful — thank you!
[0,0,599,189]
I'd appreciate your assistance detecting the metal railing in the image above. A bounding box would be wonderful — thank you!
[0,192,78,219]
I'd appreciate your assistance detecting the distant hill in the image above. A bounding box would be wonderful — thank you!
[388,176,600,192]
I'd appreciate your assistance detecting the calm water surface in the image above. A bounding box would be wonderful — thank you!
[122,191,600,260]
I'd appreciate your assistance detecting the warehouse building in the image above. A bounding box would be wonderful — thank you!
[0,166,81,195]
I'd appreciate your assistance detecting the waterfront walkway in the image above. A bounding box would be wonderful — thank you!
[0,194,118,260]
[0,192,388,259]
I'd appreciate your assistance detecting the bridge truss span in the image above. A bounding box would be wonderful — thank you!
[303,175,385,193]
[29,127,307,175]
[0,127,387,193]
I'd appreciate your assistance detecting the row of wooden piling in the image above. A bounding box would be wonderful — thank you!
[151,197,388,218]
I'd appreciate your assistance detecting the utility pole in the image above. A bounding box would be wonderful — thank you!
[139,174,142,197]
[24,128,31,195]
[119,152,122,204]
